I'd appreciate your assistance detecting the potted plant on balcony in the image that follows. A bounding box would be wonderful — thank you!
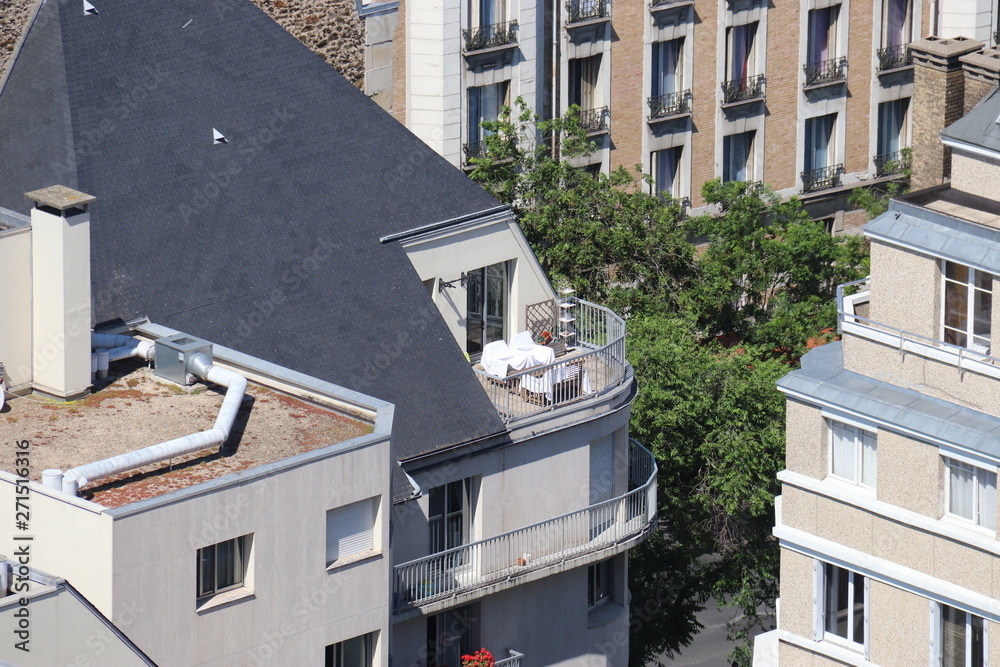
[461,649,494,667]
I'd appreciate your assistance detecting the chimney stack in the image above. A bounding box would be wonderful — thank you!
[25,186,95,401]
[960,46,1000,114]
[909,37,982,190]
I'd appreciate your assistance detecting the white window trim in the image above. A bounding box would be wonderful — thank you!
[940,260,994,354]
[944,457,997,532]
[826,419,877,489]
[326,496,381,568]
[814,560,868,655]
[932,600,990,667]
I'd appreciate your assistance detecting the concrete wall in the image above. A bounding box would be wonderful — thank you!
[951,151,1000,205]
[401,217,556,351]
[0,585,150,666]
[866,240,940,340]
[0,477,115,613]
[785,400,827,482]
[0,223,32,390]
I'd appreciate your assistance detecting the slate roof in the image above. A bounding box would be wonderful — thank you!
[941,85,1000,153]
[0,0,508,501]
[778,342,1000,459]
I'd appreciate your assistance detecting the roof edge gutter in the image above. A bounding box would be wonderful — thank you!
[0,0,46,99]
[379,205,510,244]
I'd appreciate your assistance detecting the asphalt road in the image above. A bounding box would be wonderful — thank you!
[650,600,773,667]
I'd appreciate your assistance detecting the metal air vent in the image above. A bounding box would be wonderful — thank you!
[154,334,212,385]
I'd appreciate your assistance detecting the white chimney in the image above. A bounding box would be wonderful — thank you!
[26,186,95,400]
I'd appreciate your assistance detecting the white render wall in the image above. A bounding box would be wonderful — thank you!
[937,0,996,44]
[0,221,31,390]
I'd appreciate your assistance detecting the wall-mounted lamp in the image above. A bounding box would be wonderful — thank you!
[438,273,470,292]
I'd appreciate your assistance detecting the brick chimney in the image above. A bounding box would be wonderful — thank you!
[25,185,96,401]
[910,37,982,190]
[961,45,1000,114]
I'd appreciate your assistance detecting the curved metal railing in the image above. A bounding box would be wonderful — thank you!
[473,298,628,422]
[393,439,657,612]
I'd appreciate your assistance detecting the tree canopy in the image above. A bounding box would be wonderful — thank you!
[470,100,869,665]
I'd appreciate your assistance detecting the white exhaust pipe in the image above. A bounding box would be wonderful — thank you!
[60,349,247,496]
[91,333,155,363]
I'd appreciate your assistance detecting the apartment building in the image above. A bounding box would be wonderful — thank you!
[0,1,654,664]
[363,0,946,231]
[753,77,1000,664]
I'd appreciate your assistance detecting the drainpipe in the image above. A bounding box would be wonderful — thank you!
[46,350,247,496]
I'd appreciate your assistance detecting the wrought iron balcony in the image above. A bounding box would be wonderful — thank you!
[876,43,912,72]
[462,141,490,164]
[803,56,848,88]
[566,0,609,23]
[393,439,657,613]
[650,0,692,8]
[462,20,519,52]
[873,149,911,177]
[473,299,627,422]
[801,164,844,193]
[721,74,765,105]
[647,90,692,120]
[579,106,610,134]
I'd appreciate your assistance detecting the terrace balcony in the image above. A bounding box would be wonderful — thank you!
[474,298,627,422]
[392,439,657,618]
[838,278,1000,381]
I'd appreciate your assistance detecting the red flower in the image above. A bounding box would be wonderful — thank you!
[461,648,495,667]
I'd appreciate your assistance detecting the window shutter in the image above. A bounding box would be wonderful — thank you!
[326,497,376,564]
[590,435,615,505]
[812,559,824,641]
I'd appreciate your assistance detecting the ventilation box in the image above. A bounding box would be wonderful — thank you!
[154,334,212,385]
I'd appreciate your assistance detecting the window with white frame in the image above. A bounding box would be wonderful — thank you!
[804,113,837,173]
[325,631,377,667]
[588,559,612,608]
[942,261,993,354]
[722,131,755,182]
[814,561,867,649]
[326,497,378,565]
[651,146,682,199]
[725,22,758,83]
[881,0,912,48]
[197,534,251,602]
[468,82,510,149]
[470,0,505,28]
[807,5,840,64]
[829,420,877,488]
[935,604,986,667]
[945,458,996,530]
[876,98,909,158]
[429,478,475,559]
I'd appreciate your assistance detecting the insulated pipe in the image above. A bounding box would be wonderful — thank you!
[96,349,109,379]
[42,470,63,490]
[61,356,247,496]
[91,334,154,363]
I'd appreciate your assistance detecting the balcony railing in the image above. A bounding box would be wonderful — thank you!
[650,0,689,6]
[566,0,609,23]
[873,149,911,177]
[495,650,525,667]
[393,439,657,612]
[647,90,692,120]
[803,56,847,87]
[801,164,844,193]
[463,20,519,52]
[579,106,610,133]
[473,298,628,422]
[462,141,489,163]
[876,43,912,72]
[721,74,765,105]
[838,279,1000,380]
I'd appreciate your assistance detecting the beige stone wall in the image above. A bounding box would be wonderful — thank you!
[866,240,939,339]
[783,483,1000,600]
[778,547,815,641]
[875,430,941,519]
[868,580,931,666]
[842,1,873,177]
[951,152,1000,205]
[250,0,365,87]
[785,400,827,481]
[0,0,32,82]
[760,0,797,190]
[688,1,717,208]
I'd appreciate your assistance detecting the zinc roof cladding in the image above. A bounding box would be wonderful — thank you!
[778,343,1000,459]
[0,0,508,501]
[941,85,1000,152]
[864,200,1000,273]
